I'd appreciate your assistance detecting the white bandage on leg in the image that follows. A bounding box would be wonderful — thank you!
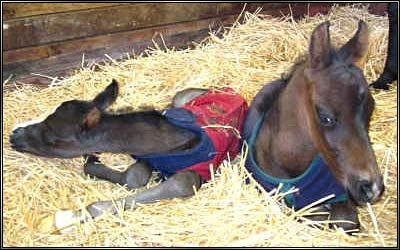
[54,210,81,234]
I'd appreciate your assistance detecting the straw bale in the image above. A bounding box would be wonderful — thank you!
[3,4,397,247]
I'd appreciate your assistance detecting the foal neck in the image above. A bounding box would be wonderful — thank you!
[84,112,199,155]
[254,65,318,178]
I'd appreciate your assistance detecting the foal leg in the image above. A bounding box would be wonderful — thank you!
[171,88,207,108]
[301,200,359,233]
[305,200,360,234]
[84,155,152,189]
[40,170,202,233]
[85,170,202,218]
[329,200,360,232]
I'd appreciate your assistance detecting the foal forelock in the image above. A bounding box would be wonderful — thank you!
[325,66,369,116]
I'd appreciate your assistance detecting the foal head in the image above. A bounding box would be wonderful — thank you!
[302,21,383,205]
[10,80,119,158]
[304,21,384,204]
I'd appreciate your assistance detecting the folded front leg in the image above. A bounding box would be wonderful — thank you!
[329,200,360,233]
[83,155,152,189]
[299,200,359,234]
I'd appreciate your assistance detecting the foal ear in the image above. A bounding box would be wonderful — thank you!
[92,79,119,110]
[338,20,369,67]
[309,21,332,69]
[81,107,101,131]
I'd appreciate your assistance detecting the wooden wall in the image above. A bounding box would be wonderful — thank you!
[2,2,386,86]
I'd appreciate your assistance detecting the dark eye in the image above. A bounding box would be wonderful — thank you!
[319,114,336,126]
[316,107,337,127]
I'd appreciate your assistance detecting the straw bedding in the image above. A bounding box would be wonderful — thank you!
[3,5,397,247]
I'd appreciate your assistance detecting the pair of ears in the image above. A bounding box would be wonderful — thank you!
[309,20,369,70]
[82,79,119,130]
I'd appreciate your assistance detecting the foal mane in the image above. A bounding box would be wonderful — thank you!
[256,48,340,116]
[254,54,308,116]
[280,54,308,82]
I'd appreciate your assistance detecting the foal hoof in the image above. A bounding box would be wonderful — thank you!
[84,154,101,164]
[329,202,360,234]
[37,210,78,234]
[330,220,360,234]
[370,82,390,90]
[301,203,360,234]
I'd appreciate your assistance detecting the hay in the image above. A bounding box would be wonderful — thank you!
[3,4,397,247]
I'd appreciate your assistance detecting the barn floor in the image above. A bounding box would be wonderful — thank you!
[3,5,397,247]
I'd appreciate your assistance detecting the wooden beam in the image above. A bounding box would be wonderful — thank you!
[3,14,236,65]
[3,2,345,65]
[3,3,248,50]
[3,2,351,89]
[2,3,131,20]
[3,3,344,51]
[368,3,389,16]
[2,28,218,89]
[2,15,235,87]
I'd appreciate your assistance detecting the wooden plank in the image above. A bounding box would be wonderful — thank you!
[368,3,389,16]
[3,2,342,51]
[4,3,334,64]
[2,15,234,87]
[4,14,236,65]
[2,3,132,20]
[3,3,345,65]
[2,28,219,89]
[3,3,246,50]
[255,2,348,18]
[3,2,351,89]
[245,2,351,18]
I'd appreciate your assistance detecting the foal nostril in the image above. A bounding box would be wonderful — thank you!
[10,128,26,143]
[10,129,19,141]
[358,180,374,202]
[9,138,24,151]
[9,129,28,151]
[9,133,18,146]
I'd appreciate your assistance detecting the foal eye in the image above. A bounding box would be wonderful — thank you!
[319,114,337,127]
[319,116,336,127]
[316,107,337,127]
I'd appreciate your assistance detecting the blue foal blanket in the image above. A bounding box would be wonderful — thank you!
[132,108,215,178]
[132,88,248,180]
[245,115,348,210]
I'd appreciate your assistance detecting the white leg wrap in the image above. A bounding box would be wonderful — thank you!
[55,210,80,231]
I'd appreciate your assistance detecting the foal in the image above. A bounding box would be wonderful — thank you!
[243,20,384,231]
[10,81,247,232]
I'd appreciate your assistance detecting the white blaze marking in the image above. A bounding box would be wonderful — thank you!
[12,118,46,132]
[11,104,60,132]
